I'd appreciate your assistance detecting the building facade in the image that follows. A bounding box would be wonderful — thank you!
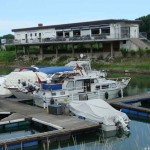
[10,19,148,59]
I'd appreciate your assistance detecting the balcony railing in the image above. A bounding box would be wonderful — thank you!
[5,33,141,45]
[139,32,147,39]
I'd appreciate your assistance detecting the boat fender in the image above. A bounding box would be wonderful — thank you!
[105,92,109,99]
[118,90,122,97]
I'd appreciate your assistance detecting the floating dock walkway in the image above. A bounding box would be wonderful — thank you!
[0,98,99,149]
[0,93,150,149]
[107,93,150,118]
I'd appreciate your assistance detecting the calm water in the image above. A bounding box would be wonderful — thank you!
[1,69,150,150]
[0,121,55,141]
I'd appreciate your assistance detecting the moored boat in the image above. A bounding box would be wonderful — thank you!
[33,75,131,108]
[68,99,130,133]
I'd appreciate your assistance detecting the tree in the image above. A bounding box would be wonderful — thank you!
[2,34,14,39]
[136,14,150,39]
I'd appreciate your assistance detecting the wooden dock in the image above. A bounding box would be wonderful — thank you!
[0,93,150,148]
[107,93,150,116]
[0,98,99,148]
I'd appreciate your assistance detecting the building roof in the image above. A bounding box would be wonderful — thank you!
[12,19,141,32]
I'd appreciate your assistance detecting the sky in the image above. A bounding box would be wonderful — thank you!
[0,0,149,36]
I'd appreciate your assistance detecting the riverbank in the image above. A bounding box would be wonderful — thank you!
[0,57,150,74]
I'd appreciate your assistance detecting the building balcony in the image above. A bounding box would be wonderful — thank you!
[4,32,147,46]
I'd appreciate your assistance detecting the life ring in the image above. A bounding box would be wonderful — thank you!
[105,92,109,99]
[118,90,122,97]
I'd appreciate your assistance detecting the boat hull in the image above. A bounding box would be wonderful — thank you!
[9,88,33,100]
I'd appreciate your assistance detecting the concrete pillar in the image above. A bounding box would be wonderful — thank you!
[23,46,30,58]
[40,45,43,55]
[56,46,58,58]
[101,43,104,58]
[90,43,93,58]
[40,45,43,59]
[27,46,30,58]
[15,46,18,59]
[23,46,27,55]
[71,44,74,58]
[110,42,114,58]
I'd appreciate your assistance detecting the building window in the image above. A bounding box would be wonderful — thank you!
[101,28,110,35]
[30,33,32,37]
[65,32,69,37]
[121,27,130,38]
[56,31,63,37]
[73,30,80,36]
[35,33,37,36]
[123,40,126,44]
[91,28,99,35]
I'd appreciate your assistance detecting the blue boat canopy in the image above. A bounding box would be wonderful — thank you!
[38,66,73,74]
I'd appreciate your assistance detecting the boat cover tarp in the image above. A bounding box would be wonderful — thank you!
[0,75,12,97]
[38,66,73,74]
[42,83,62,90]
[69,99,129,126]
[5,71,47,87]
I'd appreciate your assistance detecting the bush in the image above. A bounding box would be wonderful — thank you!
[120,48,128,57]
[137,48,145,57]
[43,56,54,61]
[146,49,150,56]
[129,50,136,57]
[5,45,15,51]
[29,46,39,54]
[0,51,16,63]
[57,56,69,62]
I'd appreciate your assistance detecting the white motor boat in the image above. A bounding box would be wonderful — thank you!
[69,99,130,133]
[4,71,47,99]
[33,75,131,108]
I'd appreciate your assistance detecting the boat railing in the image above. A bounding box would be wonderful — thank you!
[107,77,131,82]
[107,77,131,88]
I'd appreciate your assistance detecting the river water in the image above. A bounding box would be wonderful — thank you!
[1,68,150,150]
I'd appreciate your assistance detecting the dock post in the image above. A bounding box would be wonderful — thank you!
[43,142,46,150]
[47,137,50,150]
[21,141,23,150]
[121,88,123,98]
[72,93,74,101]
[90,43,93,58]
[4,144,7,150]
[72,44,74,58]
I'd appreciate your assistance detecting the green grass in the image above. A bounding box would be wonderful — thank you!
[92,57,150,71]
[0,50,150,71]
[0,51,16,64]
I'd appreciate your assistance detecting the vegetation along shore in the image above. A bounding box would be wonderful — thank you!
[0,47,150,75]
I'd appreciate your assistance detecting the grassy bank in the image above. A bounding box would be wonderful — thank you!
[0,51,150,72]
[92,57,150,72]
[0,51,16,65]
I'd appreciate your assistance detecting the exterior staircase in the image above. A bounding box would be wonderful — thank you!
[130,38,150,49]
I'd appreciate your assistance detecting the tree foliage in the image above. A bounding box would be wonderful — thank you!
[136,14,150,39]
[0,34,14,40]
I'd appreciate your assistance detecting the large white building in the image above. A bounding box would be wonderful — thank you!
[11,19,149,59]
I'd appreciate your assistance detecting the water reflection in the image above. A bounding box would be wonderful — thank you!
[40,131,130,150]
[108,73,150,96]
